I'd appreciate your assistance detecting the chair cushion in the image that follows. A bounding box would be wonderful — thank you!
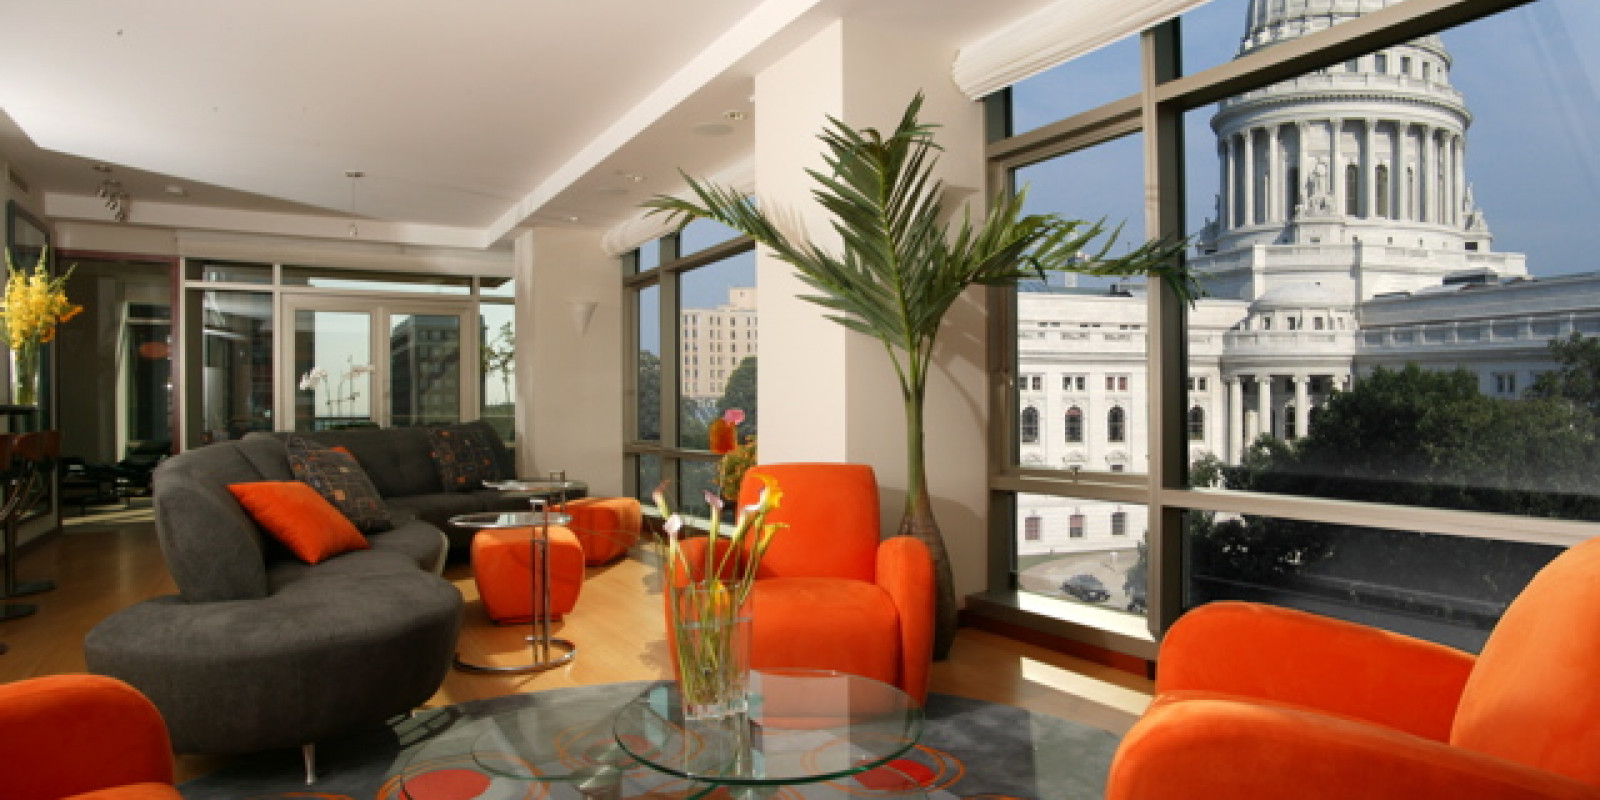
[748,577,900,688]
[228,481,370,565]
[285,434,393,532]
[427,426,503,492]
[738,464,881,582]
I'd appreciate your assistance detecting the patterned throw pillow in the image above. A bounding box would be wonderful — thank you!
[427,426,502,492]
[285,434,394,533]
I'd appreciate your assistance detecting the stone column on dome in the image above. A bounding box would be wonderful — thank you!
[1220,139,1232,231]
[1242,128,1256,226]
[1257,375,1273,439]
[1268,124,1282,222]
[1296,121,1309,216]
[1362,119,1376,220]
[1329,118,1343,219]
[1228,376,1244,462]
[1419,124,1434,223]
[1293,375,1310,439]
[1453,134,1466,227]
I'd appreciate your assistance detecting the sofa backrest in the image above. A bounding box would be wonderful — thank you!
[249,421,515,497]
[152,437,292,602]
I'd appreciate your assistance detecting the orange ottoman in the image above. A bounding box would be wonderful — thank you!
[558,496,643,565]
[471,525,585,623]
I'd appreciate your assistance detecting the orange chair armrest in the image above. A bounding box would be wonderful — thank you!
[1157,601,1475,741]
[876,535,935,704]
[1109,696,1600,800]
[0,675,174,800]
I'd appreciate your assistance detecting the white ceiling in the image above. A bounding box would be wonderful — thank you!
[0,0,1053,250]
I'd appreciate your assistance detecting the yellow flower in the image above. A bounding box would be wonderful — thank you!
[1,246,79,350]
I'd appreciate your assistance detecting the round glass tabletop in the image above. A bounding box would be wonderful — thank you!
[613,669,925,788]
[483,478,588,495]
[449,510,573,529]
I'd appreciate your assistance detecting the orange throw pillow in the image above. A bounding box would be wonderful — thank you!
[228,481,370,564]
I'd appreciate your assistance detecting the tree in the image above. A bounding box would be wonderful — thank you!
[716,356,758,438]
[1527,332,1600,418]
[637,350,661,441]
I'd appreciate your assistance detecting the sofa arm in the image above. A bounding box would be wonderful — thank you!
[876,535,934,703]
[1157,601,1476,741]
[1107,696,1600,800]
[0,674,175,800]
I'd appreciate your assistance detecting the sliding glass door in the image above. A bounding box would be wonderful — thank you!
[281,296,473,431]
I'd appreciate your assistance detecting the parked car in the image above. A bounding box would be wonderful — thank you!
[1061,573,1110,603]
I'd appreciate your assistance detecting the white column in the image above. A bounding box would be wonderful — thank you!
[1242,129,1256,226]
[1454,134,1466,226]
[1220,140,1232,230]
[1293,375,1310,439]
[1329,118,1343,218]
[1228,377,1244,463]
[1296,121,1309,215]
[1362,119,1376,219]
[1268,124,1282,222]
[1257,376,1273,440]
[1420,125,1434,223]
[517,228,625,492]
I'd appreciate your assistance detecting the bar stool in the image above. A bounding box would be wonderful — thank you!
[1,431,59,622]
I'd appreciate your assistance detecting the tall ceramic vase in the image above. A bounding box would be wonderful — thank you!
[670,580,752,721]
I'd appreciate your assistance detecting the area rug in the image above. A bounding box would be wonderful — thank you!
[179,682,1120,800]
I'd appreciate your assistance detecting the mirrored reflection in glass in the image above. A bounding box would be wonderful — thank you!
[480,304,516,442]
[1016,494,1150,619]
[200,291,274,442]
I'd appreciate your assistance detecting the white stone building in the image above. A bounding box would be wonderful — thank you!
[680,287,758,403]
[1017,0,1600,561]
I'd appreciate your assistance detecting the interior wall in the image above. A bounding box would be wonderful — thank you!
[516,227,625,495]
[752,21,991,598]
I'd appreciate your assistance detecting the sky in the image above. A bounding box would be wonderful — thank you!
[1013,0,1600,279]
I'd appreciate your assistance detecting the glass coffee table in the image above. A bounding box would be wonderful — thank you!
[393,671,926,799]
[614,669,925,797]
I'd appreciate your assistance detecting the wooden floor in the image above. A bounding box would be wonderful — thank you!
[2,508,1153,781]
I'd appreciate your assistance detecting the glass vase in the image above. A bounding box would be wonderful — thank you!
[671,580,752,721]
[10,342,38,407]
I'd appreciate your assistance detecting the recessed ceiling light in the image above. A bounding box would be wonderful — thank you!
[92,164,113,173]
[692,122,734,137]
[723,110,747,121]
[566,215,580,223]
[164,185,187,197]
[345,170,364,179]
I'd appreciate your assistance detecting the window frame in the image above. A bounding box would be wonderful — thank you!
[983,0,1581,658]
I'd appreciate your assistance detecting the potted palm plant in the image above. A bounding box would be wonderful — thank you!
[646,93,1197,657]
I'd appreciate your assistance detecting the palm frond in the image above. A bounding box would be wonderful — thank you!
[642,92,1201,395]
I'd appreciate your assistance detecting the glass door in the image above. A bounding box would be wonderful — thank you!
[281,296,475,431]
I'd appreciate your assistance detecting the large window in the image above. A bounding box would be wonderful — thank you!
[626,231,758,514]
[991,0,1596,656]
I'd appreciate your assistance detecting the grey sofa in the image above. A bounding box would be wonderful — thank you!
[82,424,522,772]
[248,421,539,550]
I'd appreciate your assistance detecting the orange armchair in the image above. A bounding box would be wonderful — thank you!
[1107,536,1600,800]
[671,463,935,702]
[0,674,180,800]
